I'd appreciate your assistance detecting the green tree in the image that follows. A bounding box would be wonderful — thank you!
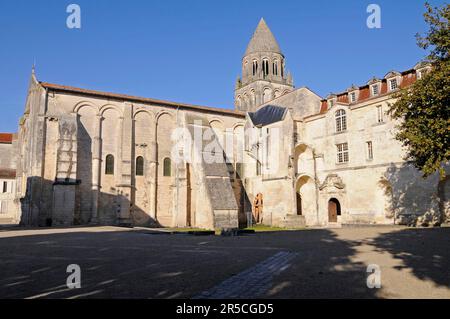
[388,3,449,221]
[389,3,449,177]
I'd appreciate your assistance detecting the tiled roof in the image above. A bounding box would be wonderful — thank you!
[0,133,13,144]
[40,82,245,118]
[320,68,418,113]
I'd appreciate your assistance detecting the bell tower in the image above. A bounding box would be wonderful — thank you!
[234,18,294,112]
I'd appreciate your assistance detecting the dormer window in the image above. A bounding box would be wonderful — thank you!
[389,79,398,91]
[371,85,379,96]
[350,92,357,103]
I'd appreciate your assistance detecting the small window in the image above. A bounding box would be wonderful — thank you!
[367,141,373,160]
[377,105,384,123]
[136,156,144,176]
[262,59,269,77]
[105,155,115,175]
[256,161,261,176]
[329,100,334,108]
[273,60,278,76]
[372,85,379,96]
[252,60,258,76]
[163,157,171,177]
[389,79,398,91]
[350,92,357,103]
[2,181,7,193]
[337,143,349,163]
[335,110,347,133]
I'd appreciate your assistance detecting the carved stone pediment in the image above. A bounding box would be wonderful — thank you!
[319,174,345,191]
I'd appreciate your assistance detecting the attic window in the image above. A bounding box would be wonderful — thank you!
[372,85,379,96]
[389,79,398,91]
[350,92,357,103]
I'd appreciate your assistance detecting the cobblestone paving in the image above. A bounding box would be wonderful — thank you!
[195,251,298,299]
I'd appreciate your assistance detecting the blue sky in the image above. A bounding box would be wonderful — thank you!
[0,0,446,132]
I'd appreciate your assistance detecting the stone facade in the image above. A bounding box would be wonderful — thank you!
[6,19,450,229]
[0,134,19,224]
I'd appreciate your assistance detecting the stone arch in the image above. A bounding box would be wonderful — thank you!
[236,95,242,108]
[99,104,122,117]
[263,87,272,104]
[156,110,174,122]
[294,143,315,176]
[73,101,98,114]
[75,104,97,224]
[296,175,317,223]
[274,90,281,99]
[133,108,155,121]
[155,111,176,226]
[209,119,225,150]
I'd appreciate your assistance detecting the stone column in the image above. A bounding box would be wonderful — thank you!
[90,113,102,224]
[149,134,157,221]
[117,105,134,225]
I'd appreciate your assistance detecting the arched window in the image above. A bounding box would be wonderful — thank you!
[335,110,347,132]
[136,156,144,176]
[263,59,269,77]
[256,160,262,176]
[105,154,114,175]
[263,88,272,104]
[163,157,171,177]
[252,60,258,76]
[273,60,278,76]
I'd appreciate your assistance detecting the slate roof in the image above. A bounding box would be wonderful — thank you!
[248,105,287,126]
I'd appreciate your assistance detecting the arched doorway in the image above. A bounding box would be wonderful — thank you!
[296,193,302,215]
[328,198,341,223]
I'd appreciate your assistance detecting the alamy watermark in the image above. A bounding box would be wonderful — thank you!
[170,121,281,174]
[366,264,381,289]
[367,4,382,29]
[66,4,81,29]
[66,264,81,289]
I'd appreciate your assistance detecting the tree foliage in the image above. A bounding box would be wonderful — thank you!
[389,3,450,178]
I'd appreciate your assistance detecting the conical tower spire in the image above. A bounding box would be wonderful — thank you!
[235,18,294,112]
[245,18,282,55]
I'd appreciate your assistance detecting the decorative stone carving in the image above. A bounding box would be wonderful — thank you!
[319,174,345,191]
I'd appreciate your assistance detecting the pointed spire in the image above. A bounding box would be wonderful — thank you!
[245,18,282,55]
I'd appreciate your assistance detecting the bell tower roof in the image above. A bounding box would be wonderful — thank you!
[245,18,282,56]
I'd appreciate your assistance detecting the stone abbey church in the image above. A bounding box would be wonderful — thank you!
[1,18,448,229]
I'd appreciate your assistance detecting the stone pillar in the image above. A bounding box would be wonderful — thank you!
[117,104,134,225]
[149,141,157,220]
[90,113,102,224]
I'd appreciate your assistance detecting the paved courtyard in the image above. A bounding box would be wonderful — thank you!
[0,225,449,299]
